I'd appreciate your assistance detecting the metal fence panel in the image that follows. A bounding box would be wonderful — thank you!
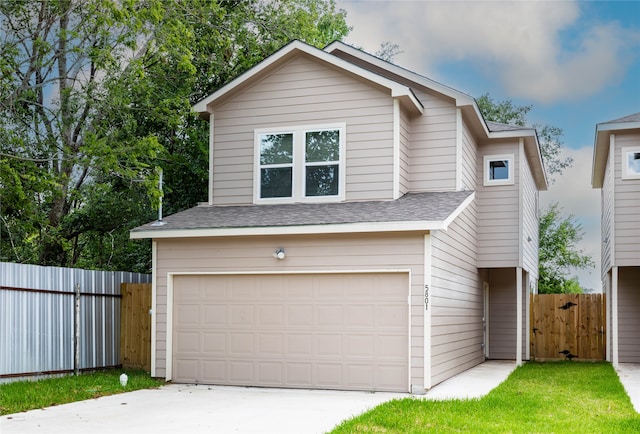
[0,262,150,379]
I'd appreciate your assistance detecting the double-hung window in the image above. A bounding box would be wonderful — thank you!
[256,124,345,203]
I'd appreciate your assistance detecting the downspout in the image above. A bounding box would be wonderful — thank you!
[209,113,215,205]
[516,267,523,366]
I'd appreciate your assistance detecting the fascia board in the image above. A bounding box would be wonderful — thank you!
[591,121,640,188]
[193,40,421,114]
[441,192,475,230]
[130,220,446,240]
[324,41,475,107]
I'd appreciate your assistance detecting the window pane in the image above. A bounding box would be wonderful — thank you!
[305,130,340,162]
[306,165,338,196]
[489,160,509,180]
[261,167,292,198]
[628,152,640,175]
[260,133,293,165]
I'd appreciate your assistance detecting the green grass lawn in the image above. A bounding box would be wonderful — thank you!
[0,369,163,415]
[331,362,640,433]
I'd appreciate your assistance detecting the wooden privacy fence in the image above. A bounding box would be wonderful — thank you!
[530,293,606,361]
[120,283,152,371]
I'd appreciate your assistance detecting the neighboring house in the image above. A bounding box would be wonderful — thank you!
[592,112,640,365]
[131,40,547,393]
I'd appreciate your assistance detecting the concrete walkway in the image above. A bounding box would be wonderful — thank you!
[423,360,517,400]
[616,363,640,412]
[0,361,515,434]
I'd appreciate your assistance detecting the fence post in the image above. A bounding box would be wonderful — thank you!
[74,283,80,376]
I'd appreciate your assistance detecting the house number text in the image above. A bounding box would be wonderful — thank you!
[424,284,430,311]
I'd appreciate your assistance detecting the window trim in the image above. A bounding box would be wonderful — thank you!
[483,154,514,186]
[254,123,346,204]
[621,146,640,180]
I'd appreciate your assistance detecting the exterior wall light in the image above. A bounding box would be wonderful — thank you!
[273,248,286,260]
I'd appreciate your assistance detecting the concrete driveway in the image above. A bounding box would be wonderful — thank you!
[0,384,406,434]
[0,361,518,434]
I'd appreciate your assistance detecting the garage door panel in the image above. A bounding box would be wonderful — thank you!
[287,334,312,355]
[257,362,283,384]
[203,305,226,325]
[175,331,199,353]
[202,360,226,382]
[317,304,343,327]
[376,304,408,327]
[346,305,375,327]
[316,334,342,356]
[230,305,255,327]
[174,358,198,381]
[287,305,313,326]
[230,361,254,383]
[376,365,408,389]
[175,304,200,326]
[258,334,283,354]
[286,362,312,385]
[258,305,284,326]
[347,364,373,388]
[203,332,226,353]
[229,332,254,354]
[316,363,342,387]
[173,273,409,392]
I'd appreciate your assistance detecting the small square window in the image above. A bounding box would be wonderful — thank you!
[622,147,640,180]
[484,154,514,186]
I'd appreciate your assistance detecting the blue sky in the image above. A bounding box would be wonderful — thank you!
[336,0,640,291]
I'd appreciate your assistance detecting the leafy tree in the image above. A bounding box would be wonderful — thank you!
[477,95,593,293]
[0,0,350,271]
[538,204,594,294]
[477,94,572,182]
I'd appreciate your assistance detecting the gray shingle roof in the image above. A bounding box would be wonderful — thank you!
[485,121,532,132]
[603,112,640,124]
[132,191,474,235]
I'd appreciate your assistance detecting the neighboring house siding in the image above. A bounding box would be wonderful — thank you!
[398,107,410,195]
[431,200,484,384]
[618,267,640,362]
[409,89,458,192]
[477,141,520,268]
[521,149,539,278]
[211,54,395,205]
[601,150,614,276]
[460,118,479,191]
[614,133,640,266]
[153,233,425,387]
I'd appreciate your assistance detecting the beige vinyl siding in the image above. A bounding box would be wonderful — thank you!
[487,268,516,359]
[477,142,520,268]
[154,232,425,388]
[211,54,395,205]
[399,107,410,195]
[521,151,539,278]
[602,150,614,276]
[430,199,484,385]
[614,133,640,266]
[408,90,458,192]
[617,267,640,362]
[460,119,479,191]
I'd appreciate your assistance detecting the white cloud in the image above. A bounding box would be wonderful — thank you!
[338,0,638,103]
[540,146,602,291]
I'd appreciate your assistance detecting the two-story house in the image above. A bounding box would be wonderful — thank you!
[132,40,547,393]
[592,113,640,365]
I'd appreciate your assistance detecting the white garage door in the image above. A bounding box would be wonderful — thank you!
[172,273,409,392]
